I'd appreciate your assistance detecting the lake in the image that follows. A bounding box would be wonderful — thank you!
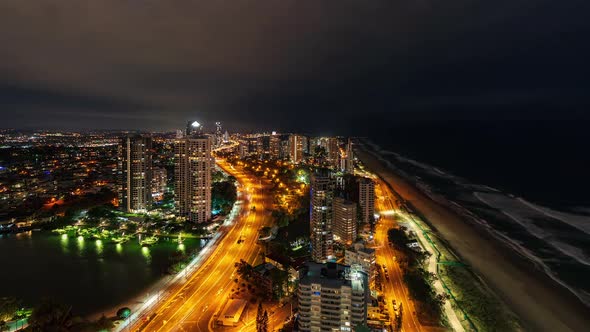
[0,231,203,316]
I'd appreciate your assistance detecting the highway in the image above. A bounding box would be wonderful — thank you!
[127,159,273,332]
[373,173,464,331]
[374,179,423,332]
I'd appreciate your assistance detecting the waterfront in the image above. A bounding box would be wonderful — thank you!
[0,230,203,316]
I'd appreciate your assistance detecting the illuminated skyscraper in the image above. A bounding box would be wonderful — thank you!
[118,135,153,212]
[310,169,335,262]
[289,134,305,164]
[269,133,281,160]
[175,126,212,223]
[327,137,340,169]
[151,167,167,200]
[333,197,357,244]
[345,138,354,174]
[358,178,375,225]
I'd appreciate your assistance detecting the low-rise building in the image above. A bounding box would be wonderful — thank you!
[345,243,376,286]
[216,299,248,327]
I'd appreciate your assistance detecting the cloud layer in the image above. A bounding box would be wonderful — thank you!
[1,0,589,133]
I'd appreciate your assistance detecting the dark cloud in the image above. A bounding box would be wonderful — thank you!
[0,0,589,133]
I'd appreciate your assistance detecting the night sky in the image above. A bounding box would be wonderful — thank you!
[1,0,589,134]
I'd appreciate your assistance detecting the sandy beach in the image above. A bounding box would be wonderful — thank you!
[356,147,590,331]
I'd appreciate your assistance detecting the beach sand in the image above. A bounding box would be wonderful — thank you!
[356,147,590,331]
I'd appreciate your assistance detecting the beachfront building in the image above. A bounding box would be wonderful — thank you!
[345,243,376,286]
[297,262,369,332]
[333,197,357,244]
[310,169,336,262]
[359,177,375,225]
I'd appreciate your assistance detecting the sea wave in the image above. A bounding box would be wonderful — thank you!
[360,138,590,307]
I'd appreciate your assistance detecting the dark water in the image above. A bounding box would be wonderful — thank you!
[367,119,590,211]
[0,231,202,316]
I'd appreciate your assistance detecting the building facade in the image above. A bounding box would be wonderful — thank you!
[297,262,369,332]
[358,178,375,225]
[151,166,167,200]
[345,138,354,174]
[118,135,153,212]
[333,197,357,244]
[289,134,305,164]
[269,133,281,160]
[310,170,335,262]
[345,243,376,286]
[174,135,212,223]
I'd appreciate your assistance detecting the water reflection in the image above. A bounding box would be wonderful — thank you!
[15,231,32,239]
[95,239,103,255]
[0,232,202,316]
[141,246,151,262]
[77,236,84,252]
[60,234,69,254]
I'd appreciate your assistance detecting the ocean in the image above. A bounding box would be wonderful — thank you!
[362,119,590,307]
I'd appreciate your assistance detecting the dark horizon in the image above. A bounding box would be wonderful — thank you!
[1,0,589,133]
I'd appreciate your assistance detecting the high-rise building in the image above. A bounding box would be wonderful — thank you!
[256,134,270,159]
[327,137,340,169]
[310,169,335,262]
[297,262,369,332]
[289,134,305,164]
[333,197,357,244]
[186,120,201,136]
[151,167,167,200]
[215,122,223,147]
[118,135,153,212]
[175,133,212,223]
[345,138,354,174]
[358,178,375,225]
[269,133,281,160]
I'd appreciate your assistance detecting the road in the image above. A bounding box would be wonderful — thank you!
[127,159,273,332]
[373,180,423,332]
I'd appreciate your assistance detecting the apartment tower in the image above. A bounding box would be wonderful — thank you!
[118,135,153,212]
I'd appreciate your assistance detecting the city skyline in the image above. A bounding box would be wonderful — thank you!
[1,1,590,331]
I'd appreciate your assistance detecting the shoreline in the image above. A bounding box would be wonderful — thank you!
[356,145,590,331]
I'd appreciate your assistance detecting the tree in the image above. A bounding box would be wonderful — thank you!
[235,260,254,280]
[95,314,113,330]
[116,307,132,320]
[261,310,269,332]
[0,297,20,322]
[256,302,264,332]
[27,298,73,332]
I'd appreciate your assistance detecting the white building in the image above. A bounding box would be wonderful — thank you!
[174,133,212,223]
[345,243,376,285]
[297,262,369,332]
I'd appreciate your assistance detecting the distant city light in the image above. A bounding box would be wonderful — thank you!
[191,121,201,128]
